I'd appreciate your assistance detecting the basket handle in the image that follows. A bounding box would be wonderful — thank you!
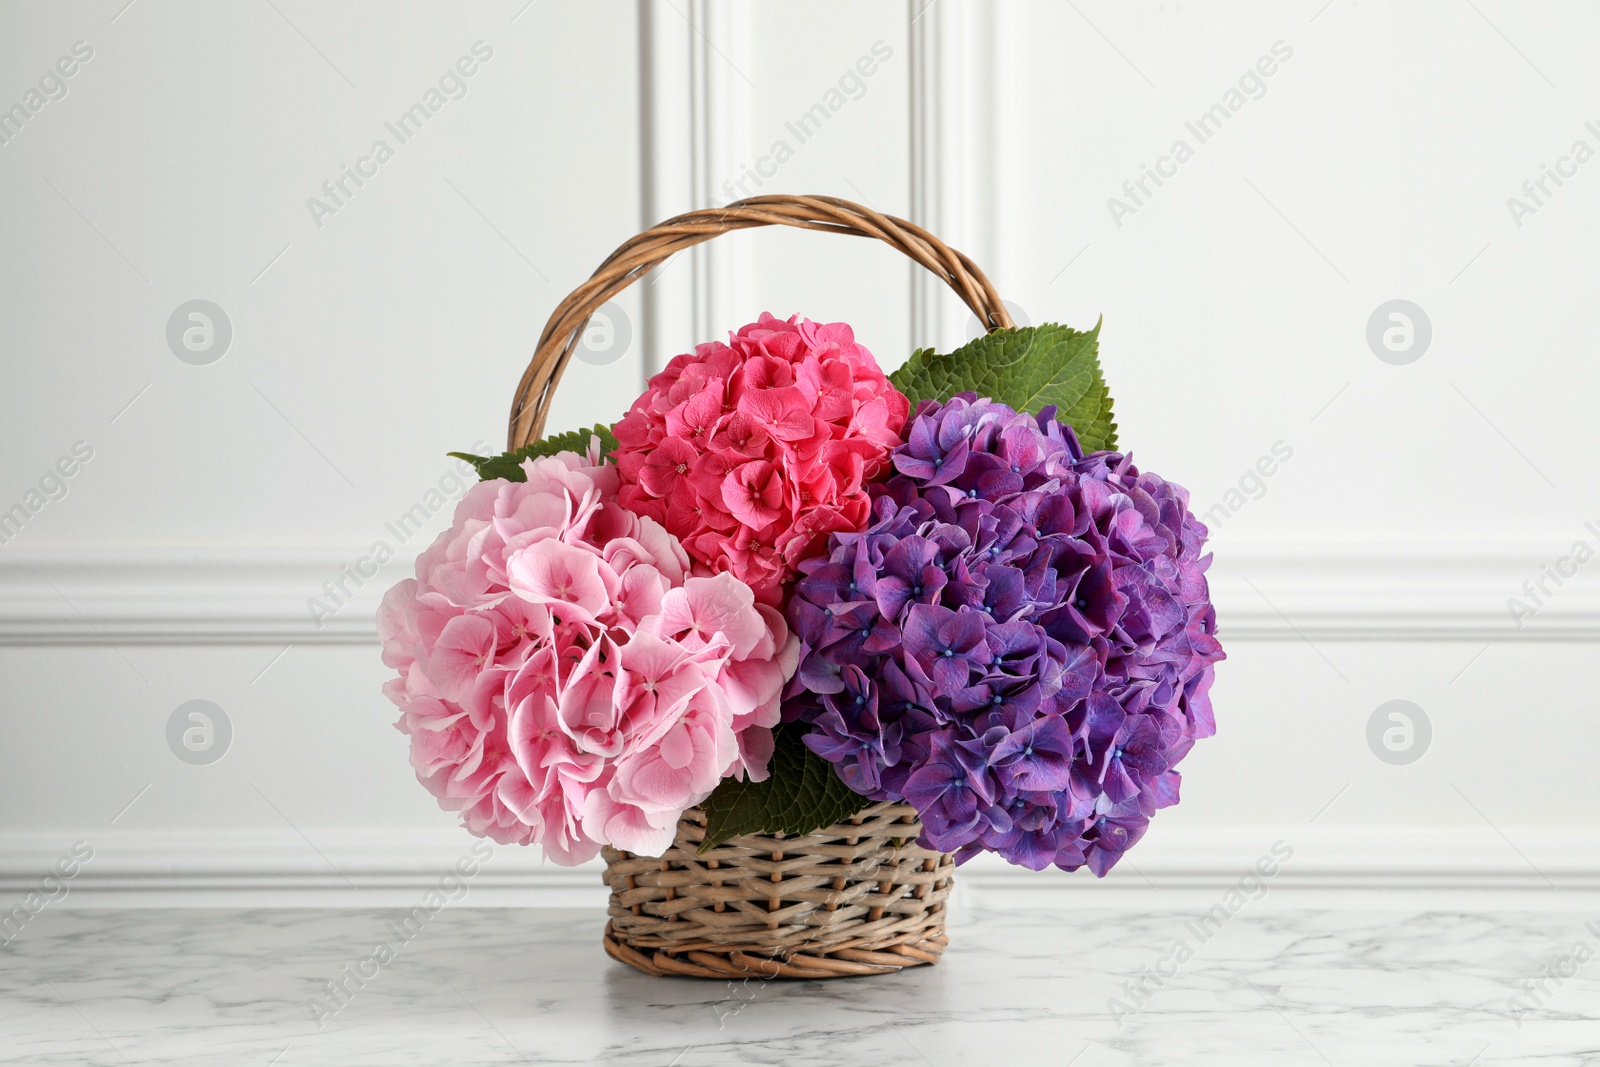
[508,193,1012,450]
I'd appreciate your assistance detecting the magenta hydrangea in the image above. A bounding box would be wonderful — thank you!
[782,394,1223,874]
[612,313,909,606]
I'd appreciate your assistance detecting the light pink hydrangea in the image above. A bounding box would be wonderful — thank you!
[378,441,798,864]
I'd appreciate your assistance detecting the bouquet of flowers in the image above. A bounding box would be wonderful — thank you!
[379,311,1223,876]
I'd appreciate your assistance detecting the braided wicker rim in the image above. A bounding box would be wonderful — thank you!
[518,195,994,977]
[601,802,954,979]
[508,193,1012,449]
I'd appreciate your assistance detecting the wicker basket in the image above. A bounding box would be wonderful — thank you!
[510,195,1010,978]
[601,803,955,978]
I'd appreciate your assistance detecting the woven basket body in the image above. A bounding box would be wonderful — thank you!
[601,802,955,978]
[512,195,1006,978]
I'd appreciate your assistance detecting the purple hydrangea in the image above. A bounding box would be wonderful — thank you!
[782,394,1224,875]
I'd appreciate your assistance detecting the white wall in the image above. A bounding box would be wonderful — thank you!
[1,0,1596,905]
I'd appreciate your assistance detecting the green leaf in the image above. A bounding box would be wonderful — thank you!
[449,424,618,482]
[888,322,1119,453]
[698,723,874,852]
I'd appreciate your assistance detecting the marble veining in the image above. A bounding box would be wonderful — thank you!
[2,904,1598,1065]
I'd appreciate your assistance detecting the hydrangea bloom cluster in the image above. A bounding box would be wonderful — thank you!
[783,394,1223,875]
[378,443,798,864]
[613,313,910,604]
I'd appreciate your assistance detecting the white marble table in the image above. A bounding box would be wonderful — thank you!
[2,904,1598,1065]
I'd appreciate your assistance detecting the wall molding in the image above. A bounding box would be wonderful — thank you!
[0,541,1593,646]
[5,826,1596,908]
[908,0,1009,352]
[636,0,693,382]
[0,549,380,646]
[635,0,756,371]
[1207,539,1600,641]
